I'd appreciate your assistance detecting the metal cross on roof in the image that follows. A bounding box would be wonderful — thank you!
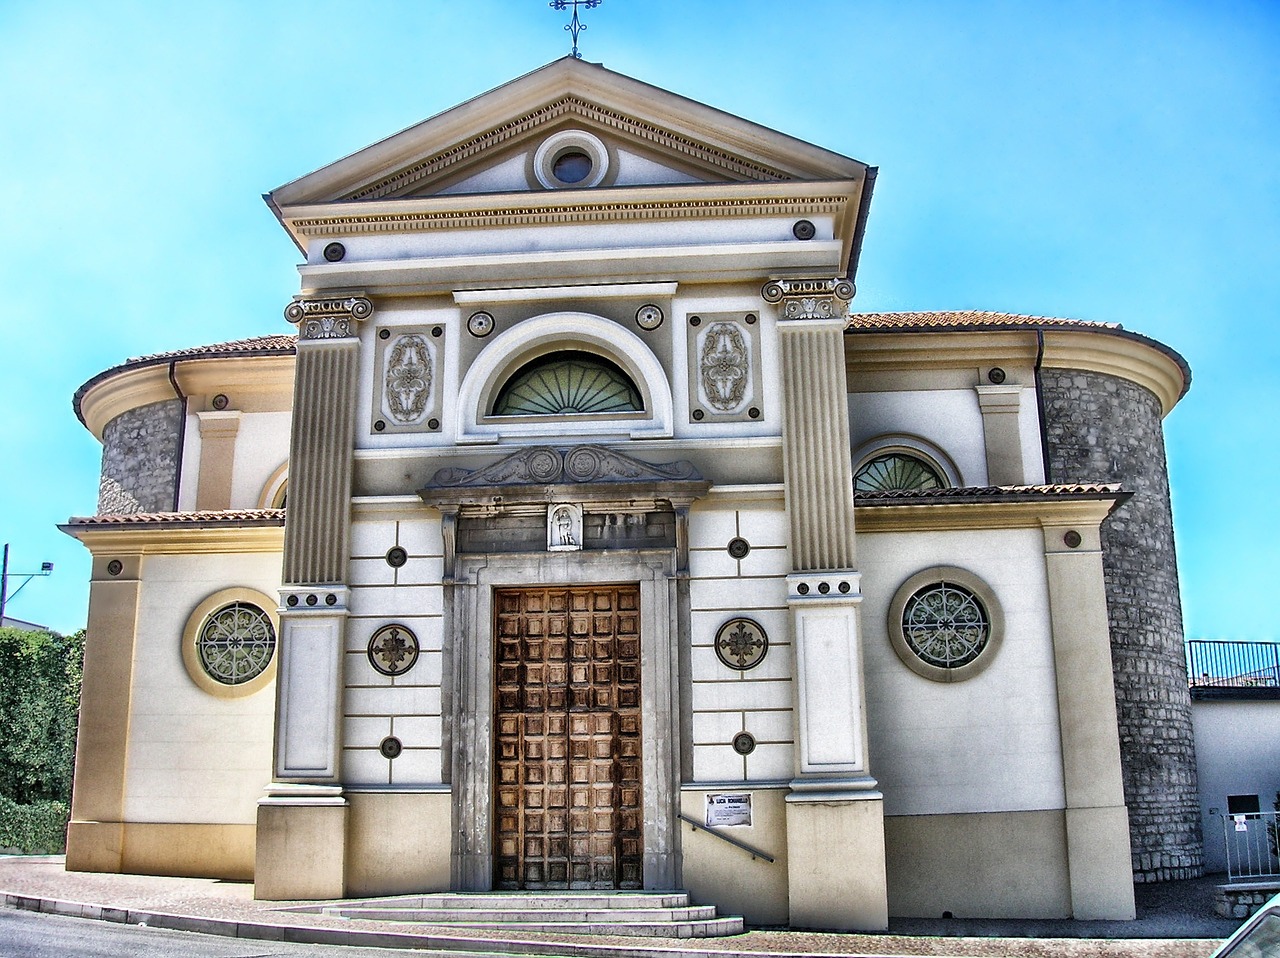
[550,0,601,59]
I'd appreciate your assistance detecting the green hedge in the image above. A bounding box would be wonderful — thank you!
[0,795,69,854]
[0,627,83,806]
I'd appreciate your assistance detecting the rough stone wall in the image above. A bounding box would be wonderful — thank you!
[1042,369,1202,882]
[97,399,183,514]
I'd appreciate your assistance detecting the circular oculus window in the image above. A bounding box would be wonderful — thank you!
[181,588,280,697]
[887,567,1003,683]
[533,130,610,190]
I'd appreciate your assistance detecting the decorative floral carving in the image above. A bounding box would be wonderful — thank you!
[699,322,750,412]
[714,617,768,671]
[383,334,434,424]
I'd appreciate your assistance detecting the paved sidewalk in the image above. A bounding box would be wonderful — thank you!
[0,856,1244,958]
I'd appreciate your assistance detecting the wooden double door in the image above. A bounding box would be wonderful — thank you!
[493,585,643,890]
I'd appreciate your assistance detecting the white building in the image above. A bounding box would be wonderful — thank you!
[63,59,1198,929]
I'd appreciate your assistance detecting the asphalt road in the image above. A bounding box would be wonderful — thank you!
[0,909,430,958]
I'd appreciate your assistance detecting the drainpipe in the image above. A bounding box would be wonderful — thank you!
[1033,328,1051,483]
[168,361,187,512]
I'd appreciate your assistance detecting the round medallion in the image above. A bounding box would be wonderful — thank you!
[211,393,229,410]
[367,624,420,676]
[792,219,816,240]
[107,559,123,576]
[732,731,757,755]
[988,366,1007,384]
[727,537,751,560]
[1063,530,1083,548]
[467,311,495,338]
[635,304,664,331]
[379,736,403,759]
[323,241,346,262]
[714,617,769,672]
[385,546,408,568]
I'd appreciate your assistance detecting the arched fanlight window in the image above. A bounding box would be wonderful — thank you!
[492,351,643,417]
[854,452,945,492]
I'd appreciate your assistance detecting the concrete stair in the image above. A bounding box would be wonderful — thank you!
[312,890,744,938]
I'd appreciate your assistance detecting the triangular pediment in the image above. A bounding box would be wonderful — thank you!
[270,58,868,208]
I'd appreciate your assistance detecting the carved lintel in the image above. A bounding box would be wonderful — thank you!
[285,295,374,340]
[427,445,703,490]
[762,278,854,321]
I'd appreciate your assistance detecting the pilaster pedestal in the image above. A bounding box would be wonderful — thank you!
[786,783,887,930]
[255,784,347,899]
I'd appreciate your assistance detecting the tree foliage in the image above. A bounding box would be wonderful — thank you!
[0,627,84,805]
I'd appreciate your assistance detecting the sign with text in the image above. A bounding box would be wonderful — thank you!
[705,792,752,827]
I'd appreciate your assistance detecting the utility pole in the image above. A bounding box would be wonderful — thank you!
[0,543,54,627]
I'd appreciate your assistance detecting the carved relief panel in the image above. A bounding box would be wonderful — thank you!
[371,325,445,434]
[685,311,764,423]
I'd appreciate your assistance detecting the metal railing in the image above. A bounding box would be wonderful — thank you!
[1223,811,1280,881]
[1187,641,1280,690]
[677,812,775,863]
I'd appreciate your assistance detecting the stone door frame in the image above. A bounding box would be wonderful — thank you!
[448,549,681,891]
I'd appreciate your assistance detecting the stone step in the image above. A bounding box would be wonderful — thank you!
[296,890,744,938]
[324,905,721,923]
[317,891,692,912]
[392,916,746,937]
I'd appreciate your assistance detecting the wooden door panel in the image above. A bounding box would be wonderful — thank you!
[494,584,642,890]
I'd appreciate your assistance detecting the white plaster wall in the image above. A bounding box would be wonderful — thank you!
[859,528,1066,816]
[1191,699,1280,873]
[231,411,291,508]
[1018,388,1047,484]
[687,499,793,783]
[849,390,987,486]
[344,514,447,786]
[124,552,282,824]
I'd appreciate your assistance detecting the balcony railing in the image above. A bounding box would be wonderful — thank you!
[1187,640,1280,693]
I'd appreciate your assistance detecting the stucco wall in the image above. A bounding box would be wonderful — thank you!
[125,552,281,825]
[97,399,182,514]
[1191,698,1280,874]
[860,527,1066,817]
[1042,368,1202,881]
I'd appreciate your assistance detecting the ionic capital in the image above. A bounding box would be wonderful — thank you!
[762,278,854,322]
[284,294,374,340]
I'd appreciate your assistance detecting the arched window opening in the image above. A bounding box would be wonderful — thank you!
[492,351,643,417]
[854,452,945,493]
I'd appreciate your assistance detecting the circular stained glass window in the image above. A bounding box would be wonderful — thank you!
[854,453,944,493]
[197,602,276,686]
[492,351,642,416]
[901,582,989,669]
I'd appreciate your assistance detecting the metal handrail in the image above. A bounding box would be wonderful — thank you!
[677,812,775,863]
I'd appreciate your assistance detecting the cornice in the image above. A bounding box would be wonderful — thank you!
[1040,329,1188,416]
[60,522,284,556]
[853,496,1117,533]
[845,325,1188,415]
[77,353,296,439]
[282,182,859,239]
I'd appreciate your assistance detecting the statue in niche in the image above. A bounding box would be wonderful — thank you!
[547,503,583,551]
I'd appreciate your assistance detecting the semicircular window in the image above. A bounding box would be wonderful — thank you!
[854,453,945,492]
[492,351,643,416]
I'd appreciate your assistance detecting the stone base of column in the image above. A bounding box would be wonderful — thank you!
[254,784,347,900]
[786,782,888,931]
[1066,804,1136,919]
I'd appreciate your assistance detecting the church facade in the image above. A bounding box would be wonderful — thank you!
[62,59,1200,929]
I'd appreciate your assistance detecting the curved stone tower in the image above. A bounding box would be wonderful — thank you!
[1042,367,1203,882]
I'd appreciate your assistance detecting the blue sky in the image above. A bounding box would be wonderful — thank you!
[1,1,1276,639]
